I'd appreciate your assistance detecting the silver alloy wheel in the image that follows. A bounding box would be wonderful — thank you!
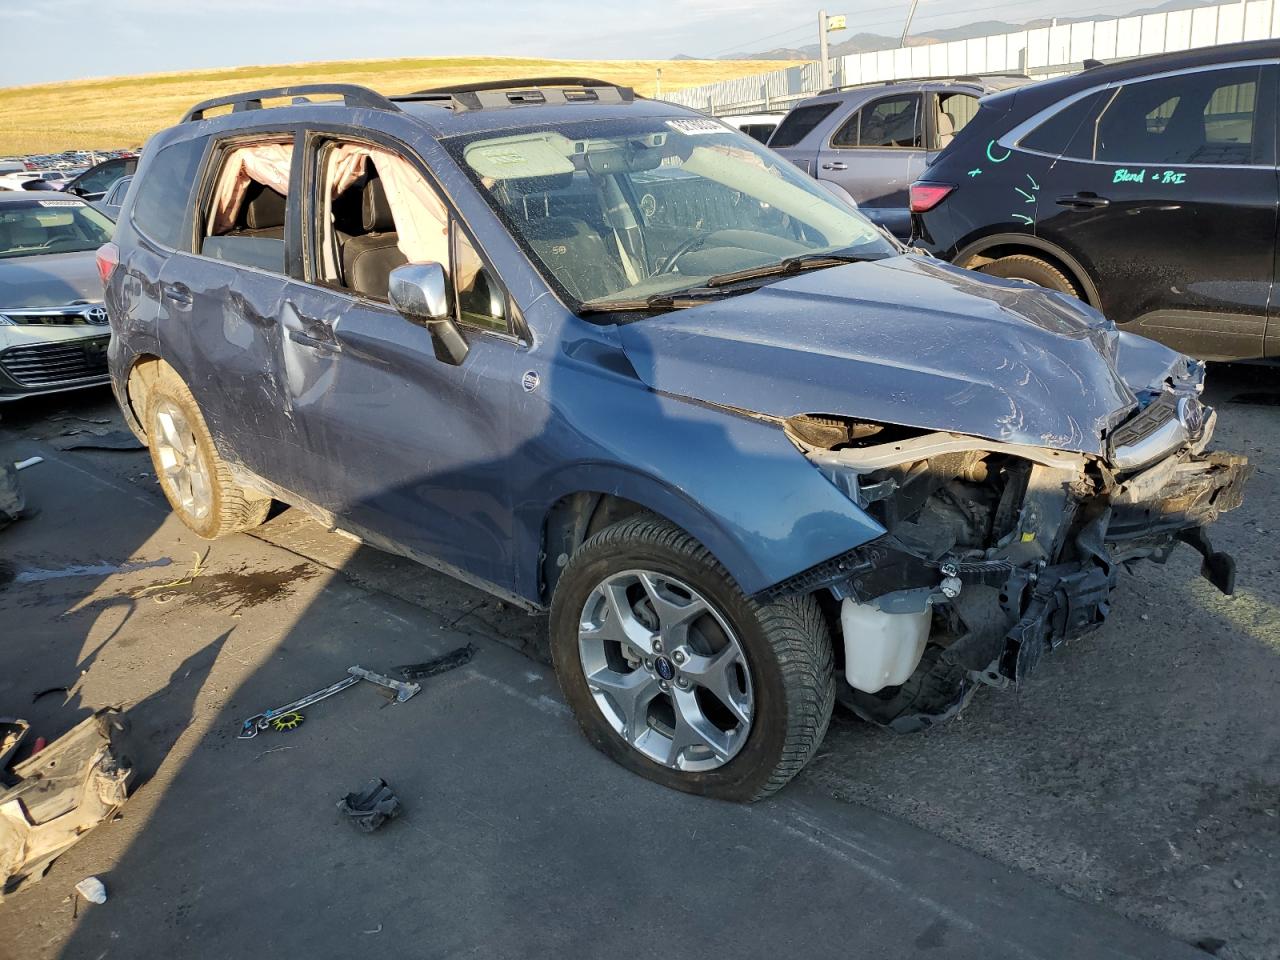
[577,569,754,772]
[152,399,213,522]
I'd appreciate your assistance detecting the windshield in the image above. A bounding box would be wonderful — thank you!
[0,199,113,259]
[447,116,896,310]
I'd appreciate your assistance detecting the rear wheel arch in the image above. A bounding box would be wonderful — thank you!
[124,354,167,439]
[142,362,271,539]
[954,234,1101,309]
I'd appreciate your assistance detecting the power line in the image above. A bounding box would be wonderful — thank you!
[704,21,814,58]
[703,1,921,58]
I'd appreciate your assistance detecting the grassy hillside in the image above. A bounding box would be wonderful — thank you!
[0,56,801,155]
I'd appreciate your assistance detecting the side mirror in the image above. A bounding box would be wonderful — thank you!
[388,262,469,367]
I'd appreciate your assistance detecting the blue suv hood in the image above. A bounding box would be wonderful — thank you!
[616,256,1139,457]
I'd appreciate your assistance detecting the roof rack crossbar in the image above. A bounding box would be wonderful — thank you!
[402,76,622,97]
[182,84,399,123]
[392,76,635,112]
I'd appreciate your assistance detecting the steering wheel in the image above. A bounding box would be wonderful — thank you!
[660,232,714,275]
[42,237,84,250]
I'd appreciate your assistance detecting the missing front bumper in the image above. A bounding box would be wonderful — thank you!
[776,446,1251,728]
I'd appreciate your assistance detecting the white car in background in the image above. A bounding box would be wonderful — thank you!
[0,171,69,192]
[718,112,787,144]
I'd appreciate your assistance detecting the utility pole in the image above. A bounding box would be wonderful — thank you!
[901,0,920,47]
[818,11,846,89]
[818,9,831,89]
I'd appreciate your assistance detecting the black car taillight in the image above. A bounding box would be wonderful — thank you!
[909,181,955,213]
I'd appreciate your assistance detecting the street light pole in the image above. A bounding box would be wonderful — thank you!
[901,0,921,46]
[819,9,831,89]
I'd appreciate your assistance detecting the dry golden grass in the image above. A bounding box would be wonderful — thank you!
[0,56,800,155]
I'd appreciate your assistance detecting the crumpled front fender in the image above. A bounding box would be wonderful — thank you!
[1113,331,1204,400]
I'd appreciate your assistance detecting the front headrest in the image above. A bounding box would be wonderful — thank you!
[362,177,396,233]
[244,184,286,230]
[937,112,956,136]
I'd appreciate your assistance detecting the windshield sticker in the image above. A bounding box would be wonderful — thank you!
[666,118,723,136]
[36,200,81,207]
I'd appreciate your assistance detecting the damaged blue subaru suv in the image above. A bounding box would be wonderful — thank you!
[102,79,1250,800]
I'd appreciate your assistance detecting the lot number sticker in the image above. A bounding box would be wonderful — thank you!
[666,119,724,136]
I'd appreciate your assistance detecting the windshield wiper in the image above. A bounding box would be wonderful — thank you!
[578,286,723,315]
[704,253,870,288]
[577,251,874,314]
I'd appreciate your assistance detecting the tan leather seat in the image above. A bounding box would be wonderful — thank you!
[937,111,956,149]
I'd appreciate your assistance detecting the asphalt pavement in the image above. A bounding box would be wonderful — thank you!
[0,366,1277,960]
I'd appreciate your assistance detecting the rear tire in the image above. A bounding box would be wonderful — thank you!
[549,514,834,801]
[978,254,1080,298]
[144,365,271,539]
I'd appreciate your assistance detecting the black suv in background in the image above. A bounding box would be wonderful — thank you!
[62,156,138,202]
[912,39,1280,361]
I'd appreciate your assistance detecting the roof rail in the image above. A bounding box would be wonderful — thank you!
[393,77,635,112]
[181,84,399,123]
[815,71,1031,96]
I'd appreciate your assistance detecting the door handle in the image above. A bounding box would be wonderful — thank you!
[1056,193,1110,209]
[285,329,337,350]
[281,302,339,351]
[821,162,848,171]
[162,283,193,306]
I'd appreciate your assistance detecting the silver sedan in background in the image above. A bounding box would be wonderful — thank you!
[0,192,115,401]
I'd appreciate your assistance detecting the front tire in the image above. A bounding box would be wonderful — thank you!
[144,366,271,539]
[549,515,834,801]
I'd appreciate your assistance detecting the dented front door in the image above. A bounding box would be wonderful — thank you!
[271,281,518,588]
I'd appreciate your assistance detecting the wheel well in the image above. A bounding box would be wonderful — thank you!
[956,240,1098,309]
[125,354,166,438]
[540,493,648,604]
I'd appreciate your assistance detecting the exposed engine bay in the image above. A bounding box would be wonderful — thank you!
[777,386,1251,733]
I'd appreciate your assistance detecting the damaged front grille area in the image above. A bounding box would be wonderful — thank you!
[771,416,1251,729]
[1108,391,1207,472]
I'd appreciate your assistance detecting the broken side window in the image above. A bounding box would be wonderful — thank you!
[199,139,294,274]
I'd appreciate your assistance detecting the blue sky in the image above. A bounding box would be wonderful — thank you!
[4,0,1130,86]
